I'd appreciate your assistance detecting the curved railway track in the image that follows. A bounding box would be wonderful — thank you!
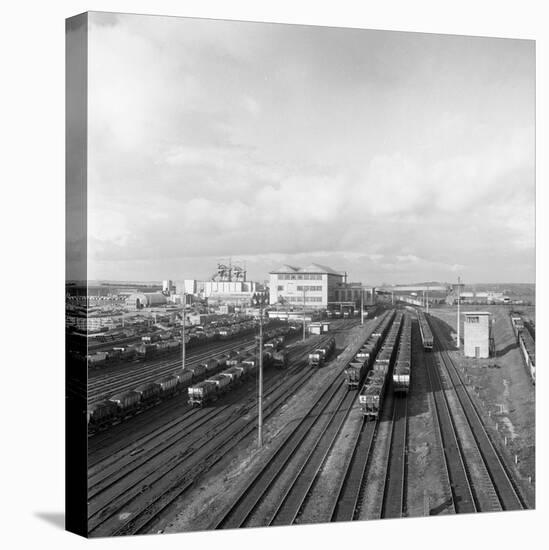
[86,328,352,537]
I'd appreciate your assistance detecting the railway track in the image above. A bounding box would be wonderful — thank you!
[88,335,256,385]
[381,391,408,518]
[212,318,387,529]
[330,405,377,521]
[88,322,343,404]
[86,330,349,537]
[423,345,477,513]
[428,317,526,511]
[214,373,347,529]
[408,319,455,516]
[87,340,258,404]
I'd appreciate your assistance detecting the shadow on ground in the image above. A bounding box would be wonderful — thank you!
[494,342,519,358]
[34,512,65,530]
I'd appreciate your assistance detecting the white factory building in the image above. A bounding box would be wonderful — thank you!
[178,279,262,306]
[269,264,346,309]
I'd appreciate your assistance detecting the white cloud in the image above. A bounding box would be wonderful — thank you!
[85,14,535,284]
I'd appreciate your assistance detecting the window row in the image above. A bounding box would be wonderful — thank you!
[297,285,323,292]
[276,274,323,280]
[281,296,323,303]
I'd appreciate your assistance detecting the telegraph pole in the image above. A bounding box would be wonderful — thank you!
[258,300,264,448]
[426,287,429,314]
[361,287,364,325]
[181,291,186,370]
[302,287,306,341]
[457,277,461,350]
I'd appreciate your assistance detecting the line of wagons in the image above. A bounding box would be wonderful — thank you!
[85,317,286,369]
[87,328,291,433]
[342,309,416,421]
[308,337,336,368]
[417,309,433,351]
[187,332,337,408]
[510,313,536,384]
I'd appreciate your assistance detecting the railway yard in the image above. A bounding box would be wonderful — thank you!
[79,300,535,537]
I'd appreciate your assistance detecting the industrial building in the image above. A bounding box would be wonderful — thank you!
[65,311,126,331]
[269,263,346,309]
[162,279,176,294]
[177,261,263,306]
[447,289,510,305]
[464,311,493,358]
[332,282,375,311]
[126,292,168,310]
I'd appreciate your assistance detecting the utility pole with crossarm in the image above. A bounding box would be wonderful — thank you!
[253,292,268,448]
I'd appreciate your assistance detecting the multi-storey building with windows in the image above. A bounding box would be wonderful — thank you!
[269,263,345,309]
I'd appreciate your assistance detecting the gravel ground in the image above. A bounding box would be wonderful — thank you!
[158,319,375,534]
[297,399,364,524]
[428,306,535,507]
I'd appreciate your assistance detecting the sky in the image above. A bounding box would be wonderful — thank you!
[82,12,535,285]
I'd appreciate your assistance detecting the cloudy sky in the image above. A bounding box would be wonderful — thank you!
[84,12,535,285]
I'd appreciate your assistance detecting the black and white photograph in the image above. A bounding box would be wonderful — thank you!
[64,7,537,540]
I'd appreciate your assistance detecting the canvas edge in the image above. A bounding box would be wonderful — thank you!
[65,11,89,538]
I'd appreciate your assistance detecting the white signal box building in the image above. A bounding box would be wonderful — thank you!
[464,312,492,358]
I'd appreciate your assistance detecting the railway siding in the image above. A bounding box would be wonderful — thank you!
[427,306,535,494]
[434,353,502,512]
[298,392,365,524]
[270,391,356,526]
[355,389,395,520]
[88,321,359,536]
[423,350,476,514]
[428,317,525,511]
[88,329,339,537]
[405,319,454,517]
[217,378,345,529]
[161,320,374,534]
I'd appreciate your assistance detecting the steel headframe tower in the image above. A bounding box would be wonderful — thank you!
[254,292,268,449]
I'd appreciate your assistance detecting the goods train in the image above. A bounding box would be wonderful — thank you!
[509,312,535,384]
[308,337,336,367]
[87,332,288,432]
[393,314,412,394]
[518,328,535,384]
[510,313,524,337]
[344,310,395,389]
[188,333,333,407]
[85,319,290,369]
[187,360,257,407]
[272,349,289,369]
[417,310,433,351]
[359,312,404,419]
